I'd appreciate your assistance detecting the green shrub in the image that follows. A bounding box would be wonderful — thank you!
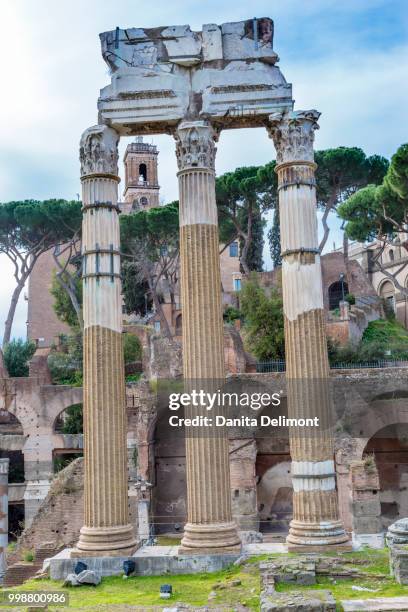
[125,373,141,383]
[48,333,83,385]
[240,276,284,361]
[23,550,34,562]
[362,319,408,358]
[345,293,356,305]
[3,339,36,377]
[328,318,408,364]
[61,403,83,434]
[223,306,241,324]
[123,333,142,364]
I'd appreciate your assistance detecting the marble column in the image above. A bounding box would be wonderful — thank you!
[73,125,136,556]
[267,110,349,551]
[175,120,240,554]
[0,458,9,583]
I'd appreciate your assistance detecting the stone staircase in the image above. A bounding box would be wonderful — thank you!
[4,543,59,587]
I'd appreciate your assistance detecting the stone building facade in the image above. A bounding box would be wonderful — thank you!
[334,241,408,329]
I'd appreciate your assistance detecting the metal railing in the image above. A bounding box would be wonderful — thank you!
[354,295,381,308]
[256,359,408,372]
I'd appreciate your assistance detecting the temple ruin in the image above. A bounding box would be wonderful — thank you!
[70,17,350,558]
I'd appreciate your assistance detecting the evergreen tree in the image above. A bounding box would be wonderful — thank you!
[268,204,281,268]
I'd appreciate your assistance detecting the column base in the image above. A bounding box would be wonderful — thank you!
[179,521,241,555]
[286,519,351,552]
[71,524,138,558]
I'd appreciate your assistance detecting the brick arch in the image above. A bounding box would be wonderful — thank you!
[10,383,83,438]
[377,278,395,297]
[356,393,408,460]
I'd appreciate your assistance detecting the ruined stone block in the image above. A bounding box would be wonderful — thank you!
[390,546,408,584]
[353,516,383,534]
[260,589,336,611]
[352,499,381,517]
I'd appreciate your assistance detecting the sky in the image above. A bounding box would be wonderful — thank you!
[0,0,407,341]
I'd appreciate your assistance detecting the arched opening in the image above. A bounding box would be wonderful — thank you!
[140,196,148,207]
[0,411,25,483]
[132,198,139,211]
[256,455,292,534]
[255,397,291,536]
[139,163,147,183]
[364,422,408,529]
[328,280,349,310]
[152,406,186,536]
[53,404,83,473]
[379,280,396,315]
[175,313,182,335]
[0,410,25,539]
[54,404,83,434]
[389,249,395,262]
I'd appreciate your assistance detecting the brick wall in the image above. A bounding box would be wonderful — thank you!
[27,250,70,348]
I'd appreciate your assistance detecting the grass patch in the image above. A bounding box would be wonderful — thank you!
[6,548,407,609]
[155,535,182,546]
[10,564,259,610]
[275,548,408,602]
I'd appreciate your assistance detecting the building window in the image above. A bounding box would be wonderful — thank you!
[229,241,239,257]
[389,249,394,262]
[139,163,147,183]
[132,199,139,211]
[234,278,242,292]
[140,196,148,207]
[154,320,161,332]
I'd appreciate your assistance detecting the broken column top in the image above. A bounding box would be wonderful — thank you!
[98,18,293,135]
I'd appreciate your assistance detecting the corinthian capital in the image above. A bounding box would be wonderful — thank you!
[175,120,218,171]
[80,125,119,177]
[267,110,320,165]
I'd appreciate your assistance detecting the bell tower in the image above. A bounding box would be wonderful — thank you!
[123,137,160,211]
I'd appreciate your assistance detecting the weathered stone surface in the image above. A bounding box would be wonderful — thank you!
[260,559,316,586]
[342,597,408,611]
[63,568,101,586]
[390,546,408,584]
[239,531,263,544]
[260,589,336,611]
[387,518,408,546]
[353,517,383,534]
[98,19,292,133]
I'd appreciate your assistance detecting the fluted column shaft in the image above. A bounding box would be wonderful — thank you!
[73,125,136,556]
[0,458,9,583]
[268,111,349,550]
[175,120,240,554]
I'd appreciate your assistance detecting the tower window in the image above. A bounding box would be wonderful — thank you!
[140,197,148,207]
[139,163,147,183]
[229,242,239,257]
